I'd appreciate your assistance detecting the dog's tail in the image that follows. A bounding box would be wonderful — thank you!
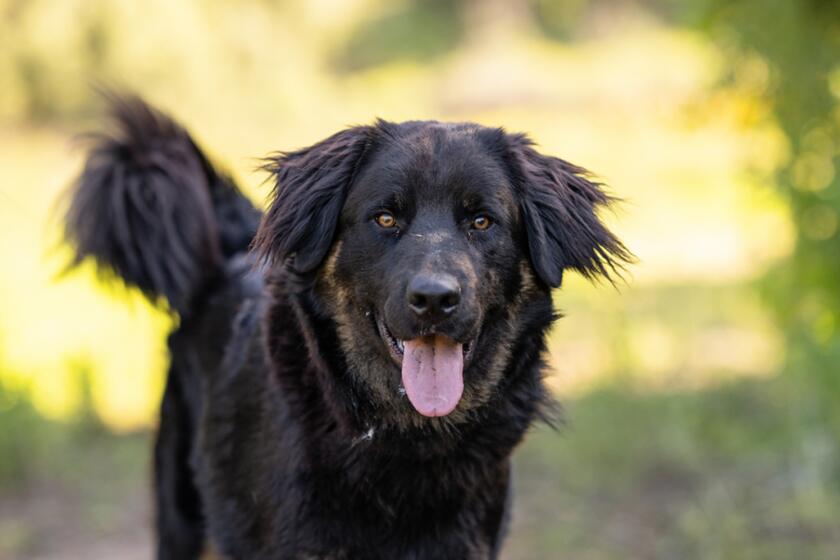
[64,93,261,315]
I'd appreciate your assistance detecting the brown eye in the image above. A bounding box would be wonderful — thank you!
[471,215,492,230]
[374,212,397,228]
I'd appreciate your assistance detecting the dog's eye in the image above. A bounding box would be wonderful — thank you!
[471,215,492,231]
[374,212,397,229]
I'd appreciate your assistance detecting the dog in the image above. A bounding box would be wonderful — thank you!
[64,93,629,559]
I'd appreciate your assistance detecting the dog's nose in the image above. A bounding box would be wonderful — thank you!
[407,274,461,321]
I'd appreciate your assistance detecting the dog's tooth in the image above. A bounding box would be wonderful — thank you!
[398,340,405,351]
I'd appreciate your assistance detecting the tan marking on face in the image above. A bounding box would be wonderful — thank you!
[317,240,343,289]
[200,542,222,560]
[518,258,538,296]
[458,259,543,409]
[457,252,479,287]
[335,317,394,402]
[415,251,478,298]
[316,241,399,407]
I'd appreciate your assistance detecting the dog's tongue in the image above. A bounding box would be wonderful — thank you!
[401,335,464,417]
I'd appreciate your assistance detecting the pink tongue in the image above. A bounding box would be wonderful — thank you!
[401,335,464,417]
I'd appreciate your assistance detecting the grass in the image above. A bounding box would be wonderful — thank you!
[0,378,150,559]
[2,374,839,559]
[507,377,840,559]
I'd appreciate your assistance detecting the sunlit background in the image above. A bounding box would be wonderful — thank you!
[1,0,839,558]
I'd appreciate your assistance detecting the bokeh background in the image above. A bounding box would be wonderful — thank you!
[1,0,839,558]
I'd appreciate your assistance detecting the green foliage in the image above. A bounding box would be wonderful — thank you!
[331,0,462,72]
[0,381,58,489]
[508,378,840,558]
[8,372,840,557]
[690,0,840,469]
[0,368,111,490]
[0,374,149,558]
[532,0,596,40]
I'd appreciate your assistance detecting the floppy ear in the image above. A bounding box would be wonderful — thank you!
[506,134,632,287]
[254,126,374,273]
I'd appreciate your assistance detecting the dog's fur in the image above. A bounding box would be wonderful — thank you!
[65,94,629,559]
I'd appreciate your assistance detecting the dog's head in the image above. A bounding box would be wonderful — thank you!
[255,121,630,426]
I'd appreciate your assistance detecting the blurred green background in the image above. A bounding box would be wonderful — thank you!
[1,0,839,558]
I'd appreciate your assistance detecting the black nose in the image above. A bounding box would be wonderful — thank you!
[407,274,461,321]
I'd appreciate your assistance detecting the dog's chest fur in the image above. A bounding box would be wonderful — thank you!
[177,277,546,559]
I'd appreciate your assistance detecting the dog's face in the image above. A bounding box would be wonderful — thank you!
[256,121,628,427]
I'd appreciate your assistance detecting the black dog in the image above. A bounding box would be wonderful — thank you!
[65,94,629,559]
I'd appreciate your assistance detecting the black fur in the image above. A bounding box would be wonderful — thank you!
[65,95,630,559]
[254,125,375,274]
[503,133,630,287]
[64,92,259,314]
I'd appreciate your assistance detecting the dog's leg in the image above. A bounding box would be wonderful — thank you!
[155,367,205,560]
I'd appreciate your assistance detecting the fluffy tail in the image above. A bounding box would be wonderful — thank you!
[64,93,261,315]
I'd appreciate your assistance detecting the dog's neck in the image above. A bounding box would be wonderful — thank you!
[256,276,559,548]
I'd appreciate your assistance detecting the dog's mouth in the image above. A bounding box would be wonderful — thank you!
[376,318,475,362]
[375,316,475,418]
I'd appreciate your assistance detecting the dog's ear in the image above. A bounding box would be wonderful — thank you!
[505,134,632,287]
[254,126,374,273]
